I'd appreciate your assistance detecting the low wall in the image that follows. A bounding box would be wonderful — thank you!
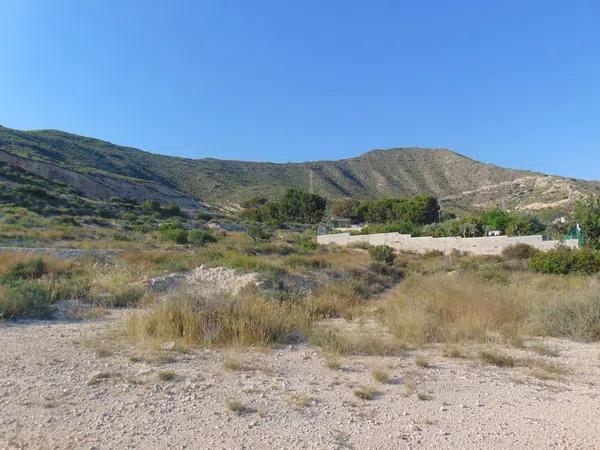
[317,232,579,256]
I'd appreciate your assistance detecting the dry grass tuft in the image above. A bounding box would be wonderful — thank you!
[372,369,391,384]
[415,356,430,368]
[354,385,380,400]
[289,393,314,409]
[325,357,342,371]
[124,289,309,348]
[442,344,467,359]
[529,342,560,357]
[223,357,242,371]
[228,400,255,415]
[479,350,518,367]
[158,370,176,381]
[87,371,119,385]
[379,271,600,346]
[309,327,404,356]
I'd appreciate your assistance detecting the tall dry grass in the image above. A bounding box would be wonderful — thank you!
[88,264,147,307]
[379,271,600,345]
[124,289,310,347]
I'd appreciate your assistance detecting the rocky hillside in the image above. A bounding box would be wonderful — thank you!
[0,125,597,211]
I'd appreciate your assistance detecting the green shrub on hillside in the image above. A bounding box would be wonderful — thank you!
[502,244,539,260]
[159,222,188,244]
[529,246,600,275]
[1,257,47,282]
[247,223,272,245]
[369,245,395,266]
[0,282,53,319]
[573,196,600,249]
[188,229,217,246]
[296,232,317,252]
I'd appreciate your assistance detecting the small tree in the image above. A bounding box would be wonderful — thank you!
[369,245,395,266]
[331,198,361,220]
[481,208,511,232]
[573,196,600,249]
[159,221,188,244]
[188,229,216,246]
[247,223,272,245]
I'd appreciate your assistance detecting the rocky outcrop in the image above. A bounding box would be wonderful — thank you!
[0,149,201,207]
[146,265,262,296]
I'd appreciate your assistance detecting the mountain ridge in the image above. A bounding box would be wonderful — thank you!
[0,125,597,212]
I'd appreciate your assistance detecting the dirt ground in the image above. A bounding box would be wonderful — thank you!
[1,313,600,449]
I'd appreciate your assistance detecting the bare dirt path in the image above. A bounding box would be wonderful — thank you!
[1,314,600,449]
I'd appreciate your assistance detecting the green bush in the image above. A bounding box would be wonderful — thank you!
[501,244,538,260]
[369,261,400,276]
[529,247,572,274]
[247,223,272,245]
[297,233,317,252]
[0,281,53,319]
[530,246,600,275]
[369,245,395,266]
[2,257,47,282]
[163,203,184,217]
[159,222,188,244]
[188,229,217,246]
[571,247,600,275]
[142,199,161,212]
[133,223,151,233]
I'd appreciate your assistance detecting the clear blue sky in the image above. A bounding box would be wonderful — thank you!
[1,1,598,179]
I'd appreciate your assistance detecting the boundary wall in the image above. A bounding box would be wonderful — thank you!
[317,232,578,256]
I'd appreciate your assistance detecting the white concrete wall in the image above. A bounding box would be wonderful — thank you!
[317,232,578,256]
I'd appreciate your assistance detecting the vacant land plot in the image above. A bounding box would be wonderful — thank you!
[1,314,599,449]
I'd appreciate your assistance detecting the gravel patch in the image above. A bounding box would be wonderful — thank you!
[1,315,599,448]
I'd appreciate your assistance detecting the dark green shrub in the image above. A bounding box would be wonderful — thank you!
[0,282,53,319]
[163,203,184,217]
[52,216,79,226]
[529,246,574,274]
[571,247,600,275]
[142,199,161,212]
[369,261,399,276]
[2,257,47,282]
[369,245,395,266]
[297,234,317,252]
[573,196,600,249]
[133,223,151,233]
[188,229,217,246]
[529,246,600,275]
[247,223,272,245]
[159,222,188,244]
[502,244,538,260]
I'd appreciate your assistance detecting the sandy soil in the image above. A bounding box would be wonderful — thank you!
[1,314,600,449]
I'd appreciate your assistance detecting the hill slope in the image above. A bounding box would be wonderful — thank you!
[0,125,597,211]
